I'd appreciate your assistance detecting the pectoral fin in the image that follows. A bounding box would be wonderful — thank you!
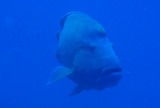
[70,86,83,96]
[46,66,73,85]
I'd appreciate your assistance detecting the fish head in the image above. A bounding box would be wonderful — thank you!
[89,38,122,89]
[72,37,122,90]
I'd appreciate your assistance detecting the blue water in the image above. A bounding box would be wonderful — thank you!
[0,0,160,108]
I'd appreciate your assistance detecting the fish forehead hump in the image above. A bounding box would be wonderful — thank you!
[57,12,106,68]
[62,13,106,39]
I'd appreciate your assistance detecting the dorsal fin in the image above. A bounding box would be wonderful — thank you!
[94,22,106,36]
[60,12,81,28]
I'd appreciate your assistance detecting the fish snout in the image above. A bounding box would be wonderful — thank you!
[94,64,122,89]
[97,65,122,87]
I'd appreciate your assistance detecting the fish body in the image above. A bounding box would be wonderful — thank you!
[48,12,122,95]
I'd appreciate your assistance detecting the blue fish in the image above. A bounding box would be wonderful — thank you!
[47,12,122,95]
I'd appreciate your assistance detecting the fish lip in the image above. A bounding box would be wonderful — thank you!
[96,67,122,88]
[101,67,122,75]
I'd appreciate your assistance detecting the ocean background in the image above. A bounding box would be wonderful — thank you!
[0,0,160,108]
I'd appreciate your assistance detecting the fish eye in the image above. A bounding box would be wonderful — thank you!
[56,32,60,41]
[89,44,96,52]
[111,43,115,50]
[112,44,114,48]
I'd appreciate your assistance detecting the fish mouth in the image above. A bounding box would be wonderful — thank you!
[99,66,122,87]
[94,66,122,89]
[101,67,122,76]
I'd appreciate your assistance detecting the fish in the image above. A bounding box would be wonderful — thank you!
[47,12,122,95]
